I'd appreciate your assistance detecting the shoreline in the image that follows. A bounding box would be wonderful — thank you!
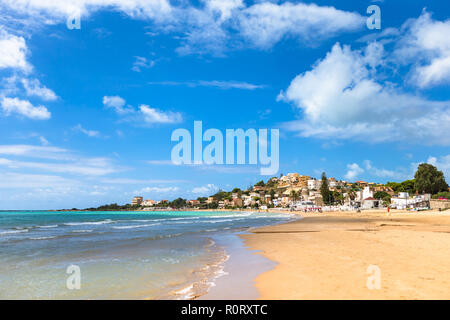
[197,232,276,300]
[240,209,450,299]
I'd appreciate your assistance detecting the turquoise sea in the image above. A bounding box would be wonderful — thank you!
[0,210,296,299]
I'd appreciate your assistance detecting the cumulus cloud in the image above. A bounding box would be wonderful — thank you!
[280,43,450,145]
[344,163,364,180]
[1,97,50,120]
[238,1,364,49]
[395,11,450,88]
[0,28,30,71]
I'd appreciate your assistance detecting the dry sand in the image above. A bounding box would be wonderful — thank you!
[240,210,450,299]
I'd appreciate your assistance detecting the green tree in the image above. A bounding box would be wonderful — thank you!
[171,198,186,208]
[290,190,299,203]
[270,189,276,200]
[374,191,390,200]
[255,180,265,187]
[414,163,448,194]
[333,191,344,205]
[197,197,207,203]
[320,172,333,205]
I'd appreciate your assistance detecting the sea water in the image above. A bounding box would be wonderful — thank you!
[0,210,295,299]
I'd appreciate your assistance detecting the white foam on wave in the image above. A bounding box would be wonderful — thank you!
[37,224,58,229]
[174,284,195,299]
[112,223,160,230]
[64,219,114,226]
[72,229,94,233]
[29,236,56,240]
[0,229,29,235]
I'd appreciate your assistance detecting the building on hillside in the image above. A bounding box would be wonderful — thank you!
[206,197,215,204]
[298,175,310,188]
[279,173,300,186]
[249,192,260,199]
[374,185,395,195]
[328,177,338,188]
[132,196,143,206]
[253,185,265,191]
[232,198,243,207]
[142,199,155,206]
[307,179,321,190]
[188,200,200,206]
[356,181,369,187]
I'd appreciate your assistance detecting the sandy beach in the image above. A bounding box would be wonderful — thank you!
[241,210,450,299]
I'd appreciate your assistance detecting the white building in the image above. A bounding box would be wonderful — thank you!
[362,186,374,200]
[307,179,321,190]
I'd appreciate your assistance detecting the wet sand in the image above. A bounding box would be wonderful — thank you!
[241,210,450,299]
[199,232,276,300]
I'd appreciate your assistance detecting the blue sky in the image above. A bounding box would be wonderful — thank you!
[0,0,449,209]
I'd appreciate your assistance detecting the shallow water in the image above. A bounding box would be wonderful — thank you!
[0,210,296,299]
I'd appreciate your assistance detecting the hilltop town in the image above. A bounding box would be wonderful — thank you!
[130,163,450,213]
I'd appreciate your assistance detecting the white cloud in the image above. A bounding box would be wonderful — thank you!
[363,160,403,179]
[139,105,182,124]
[192,183,218,195]
[0,172,76,189]
[102,95,132,114]
[147,80,266,90]
[21,78,57,101]
[1,1,364,55]
[137,186,180,194]
[238,2,364,49]
[103,95,182,124]
[0,144,68,159]
[395,11,450,88]
[1,97,51,120]
[73,124,101,138]
[0,28,30,71]
[344,163,364,180]
[131,56,155,72]
[280,43,450,145]
[0,157,118,176]
[0,144,121,176]
[0,0,174,23]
